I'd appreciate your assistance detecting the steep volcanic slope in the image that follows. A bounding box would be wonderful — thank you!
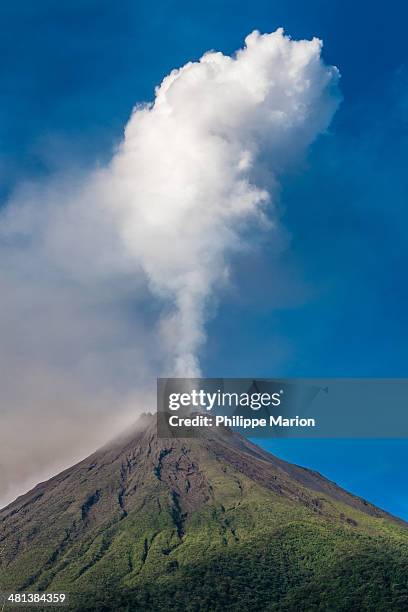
[1,414,408,611]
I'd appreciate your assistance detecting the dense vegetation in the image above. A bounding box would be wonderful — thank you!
[67,514,408,610]
[58,495,408,611]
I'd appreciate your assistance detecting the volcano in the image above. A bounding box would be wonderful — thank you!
[1,414,407,611]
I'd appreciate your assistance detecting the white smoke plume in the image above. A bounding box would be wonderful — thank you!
[103,28,340,375]
[0,29,340,506]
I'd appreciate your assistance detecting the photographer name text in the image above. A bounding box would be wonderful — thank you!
[167,414,316,430]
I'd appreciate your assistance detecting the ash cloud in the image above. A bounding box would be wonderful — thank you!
[0,29,340,507]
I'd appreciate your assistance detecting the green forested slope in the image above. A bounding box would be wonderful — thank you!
[1,415,407,611]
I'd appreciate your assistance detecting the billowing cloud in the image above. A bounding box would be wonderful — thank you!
[105,28,340,375]
[0,29,340,507]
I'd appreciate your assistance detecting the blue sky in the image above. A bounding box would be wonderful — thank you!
[1,0,407,517]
